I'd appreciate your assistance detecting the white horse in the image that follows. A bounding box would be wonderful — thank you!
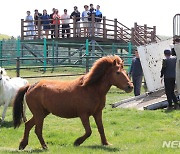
[0,67,28,124]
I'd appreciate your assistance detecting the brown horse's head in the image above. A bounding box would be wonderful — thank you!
[109,56,133,93]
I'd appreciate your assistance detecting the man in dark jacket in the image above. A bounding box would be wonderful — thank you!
[129,50,143,96]
[160,49,179,110]
[70,6,80,37]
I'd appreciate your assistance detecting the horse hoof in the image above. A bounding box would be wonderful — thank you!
[103,142,112,146]
[42,144,48,150]
[19,142,27,150]
[74,141,80,146]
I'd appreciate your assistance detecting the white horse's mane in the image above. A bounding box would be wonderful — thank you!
[0,67,7,76]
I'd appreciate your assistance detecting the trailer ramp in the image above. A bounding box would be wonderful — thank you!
[112,89,170,110]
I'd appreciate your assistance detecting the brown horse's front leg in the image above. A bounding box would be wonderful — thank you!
[74,115,92,146]
[93,110,111,146]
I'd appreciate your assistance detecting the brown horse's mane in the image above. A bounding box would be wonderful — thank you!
[82,55,122,86]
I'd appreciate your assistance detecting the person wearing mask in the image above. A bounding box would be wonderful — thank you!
[160,49,179,110]
[129,50,143,96]
[61,9,70,38]
[50,8,56,38]
[95,5,102,36]
[25,11,35,39]
[82,5,89,37]
[70,6,81,37]
[41,9,50,39]
[52,9,60,38]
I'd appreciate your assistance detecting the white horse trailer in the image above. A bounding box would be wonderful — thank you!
[112,14,180,110]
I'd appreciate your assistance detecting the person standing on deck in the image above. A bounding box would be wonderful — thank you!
[50,8,56,38]
[70,6,81,37]
[160,49,179,110]
[82,5,89,37]
[41,9,50,39]
[61,9,70,38]
[95,5,102,36]
[129,50,143,96]
[25,11,35,39]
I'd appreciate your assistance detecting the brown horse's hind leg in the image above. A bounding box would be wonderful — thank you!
[34,116,48,149]
[19,117,35,150]
[93,110,111,146]
[74,115,92,146]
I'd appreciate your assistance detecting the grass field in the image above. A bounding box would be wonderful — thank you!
[0,67,180,153]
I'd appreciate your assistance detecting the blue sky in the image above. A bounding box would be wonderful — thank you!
[0,0,179,37]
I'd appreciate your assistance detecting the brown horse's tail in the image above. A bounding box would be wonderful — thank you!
[13,84,30,129]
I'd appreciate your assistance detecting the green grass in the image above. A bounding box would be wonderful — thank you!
[0,67,180,153]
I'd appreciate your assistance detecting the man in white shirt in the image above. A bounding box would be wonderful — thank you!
[61,9,70,38]
[82,5,89,37]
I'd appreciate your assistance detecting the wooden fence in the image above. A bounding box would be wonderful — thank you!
[21,14,160,46]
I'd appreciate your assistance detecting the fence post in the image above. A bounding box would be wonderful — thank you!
[55,19,58,38]
[144,24,147,42]
[73,17,76,37]
[38,18,41,39]
[16,57,20,77]
[103,16,106,39]
[16,38,21,57]
[92,14,95,37]
[85,39,89,73]
[21,19,24,40]
[131,28,135,45]
[128,42,132,71]
[43,38,47,72]
[114,18,117,40]
[52,40,55,71]
[112,43,115,55]
[0,41,2,67]
[151,26,156,42]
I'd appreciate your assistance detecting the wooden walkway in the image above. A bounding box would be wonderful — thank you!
[21,15,160,46]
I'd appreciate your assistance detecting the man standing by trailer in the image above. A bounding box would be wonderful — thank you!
[160,49,179,110]
[129,50,143,96]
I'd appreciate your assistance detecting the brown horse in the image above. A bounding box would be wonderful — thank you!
[13,55,133,150]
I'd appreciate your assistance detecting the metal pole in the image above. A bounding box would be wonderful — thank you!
[0,41,2,67]
[16,57,20,77]
[86,39,89,73]
[128,42,132,71]
[16,38,21,57]
[112,43,115,55]
[52,40,55,72]
[43,38,47,72]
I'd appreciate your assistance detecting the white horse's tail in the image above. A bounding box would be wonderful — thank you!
[13,84,30,128]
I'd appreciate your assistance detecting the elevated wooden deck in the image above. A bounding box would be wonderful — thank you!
[21,15,160,46]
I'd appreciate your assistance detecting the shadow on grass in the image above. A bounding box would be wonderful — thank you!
[0,121,13,128]
[0,147,47,153]
[83,145,120,152]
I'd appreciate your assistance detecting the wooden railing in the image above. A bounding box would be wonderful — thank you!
[21,14,159,46]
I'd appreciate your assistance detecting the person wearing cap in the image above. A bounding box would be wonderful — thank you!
[70,6,81,37]
[61,9,70,38]
[160,49,179,110]
[129,50,143,96]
